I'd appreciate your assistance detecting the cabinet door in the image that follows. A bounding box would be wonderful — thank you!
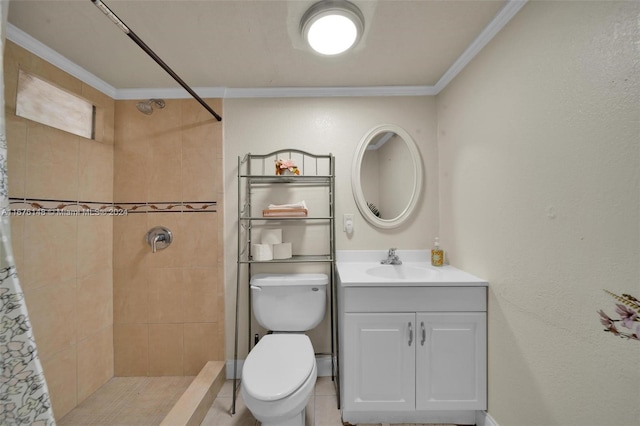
[343,313,416,411]
[415,312,486,410]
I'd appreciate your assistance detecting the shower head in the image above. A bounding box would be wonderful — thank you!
[136,98,165,115]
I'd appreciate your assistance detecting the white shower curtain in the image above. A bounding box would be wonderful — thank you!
[0,1,56,424]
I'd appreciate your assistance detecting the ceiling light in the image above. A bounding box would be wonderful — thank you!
[301,0,364,56]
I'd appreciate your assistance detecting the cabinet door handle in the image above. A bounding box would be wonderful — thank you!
[408,322,413,346]
[420,321,426,346]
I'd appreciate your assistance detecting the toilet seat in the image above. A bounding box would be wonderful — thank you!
[242,334,315,402]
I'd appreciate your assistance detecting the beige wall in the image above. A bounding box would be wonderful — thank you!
[223,96,438,359]
[112,99,225,377]
[4,41,114,419]
[437,2,640,425]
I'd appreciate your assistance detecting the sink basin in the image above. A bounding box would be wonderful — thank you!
[365,265,438,280]
[336,251,488,287]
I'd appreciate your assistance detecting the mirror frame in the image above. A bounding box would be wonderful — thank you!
[351,124,423,229]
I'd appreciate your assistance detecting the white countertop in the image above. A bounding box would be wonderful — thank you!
[336,250,488,287]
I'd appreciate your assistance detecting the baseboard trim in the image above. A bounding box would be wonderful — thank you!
[476,410,499,426]
[226,355,334,379]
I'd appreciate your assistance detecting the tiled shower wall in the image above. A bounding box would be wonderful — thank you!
[4,41,115,418]
[112,99,224,377]
[4,40,224,419]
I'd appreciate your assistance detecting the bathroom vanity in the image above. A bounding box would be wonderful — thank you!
[337,251,488,425]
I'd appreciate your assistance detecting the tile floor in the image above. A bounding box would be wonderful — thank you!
[58,376,195,425]
[202,377,342,426]
[60,375,457,426]
[203,378,456,426]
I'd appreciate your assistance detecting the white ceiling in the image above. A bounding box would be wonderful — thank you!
[6,0,526,98]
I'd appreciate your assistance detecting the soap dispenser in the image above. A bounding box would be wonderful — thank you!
[431,237,444,267]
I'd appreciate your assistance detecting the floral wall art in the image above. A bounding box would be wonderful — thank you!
[598,290,640,341]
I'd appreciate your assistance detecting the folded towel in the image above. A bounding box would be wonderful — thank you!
[262,208,308,217]
[267,200,308,210]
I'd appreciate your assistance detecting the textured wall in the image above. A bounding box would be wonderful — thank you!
[437,2,640,425]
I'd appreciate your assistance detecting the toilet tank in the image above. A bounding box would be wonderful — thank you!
[250,273,328,332]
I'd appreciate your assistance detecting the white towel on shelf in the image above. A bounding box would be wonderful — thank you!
[267,200,308,210]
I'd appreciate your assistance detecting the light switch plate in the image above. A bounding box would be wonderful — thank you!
[343,214,354,232]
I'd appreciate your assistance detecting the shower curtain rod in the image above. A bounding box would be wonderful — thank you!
[90,0,222,122]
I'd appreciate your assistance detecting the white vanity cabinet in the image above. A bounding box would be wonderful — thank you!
[414,312,486,411]
[339,282,487,425]
[343,313,416,412]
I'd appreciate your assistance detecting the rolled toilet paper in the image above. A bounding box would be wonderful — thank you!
[261,228,282,245]
[251,243,273,261]
[273,242,292,260]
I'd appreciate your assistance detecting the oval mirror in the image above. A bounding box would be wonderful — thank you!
[352,124,423,229]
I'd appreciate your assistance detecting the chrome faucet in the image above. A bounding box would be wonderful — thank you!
[381,248,402,265]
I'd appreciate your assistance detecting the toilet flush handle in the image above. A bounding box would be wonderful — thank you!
[250,285,262,292]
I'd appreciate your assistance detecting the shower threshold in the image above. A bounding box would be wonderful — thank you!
[58,361,225,426]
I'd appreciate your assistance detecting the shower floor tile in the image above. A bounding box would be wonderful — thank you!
[58,376,195,425]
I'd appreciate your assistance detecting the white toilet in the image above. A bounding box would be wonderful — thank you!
[241,273,328,426]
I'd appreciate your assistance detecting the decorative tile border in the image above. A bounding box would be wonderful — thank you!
[6,198,217,216]
[183,202,217,212]
[119,201,217,213]
[111,202,149,214]
[5,198,121,216]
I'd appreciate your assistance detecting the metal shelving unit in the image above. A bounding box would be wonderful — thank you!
[232,150,339,414]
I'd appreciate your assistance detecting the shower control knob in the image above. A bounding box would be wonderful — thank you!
[145,226,173,253]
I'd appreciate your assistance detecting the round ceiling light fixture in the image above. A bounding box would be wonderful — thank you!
[300,0,365,56]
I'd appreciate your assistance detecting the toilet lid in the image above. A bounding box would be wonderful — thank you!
[242,334,315,402]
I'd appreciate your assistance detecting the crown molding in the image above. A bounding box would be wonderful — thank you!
[434,0,528,93]
[6,0,527,100]
[6,23,117,98]
[223,85,437,98]
[116,85,437,99]
[115,87,226,100]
